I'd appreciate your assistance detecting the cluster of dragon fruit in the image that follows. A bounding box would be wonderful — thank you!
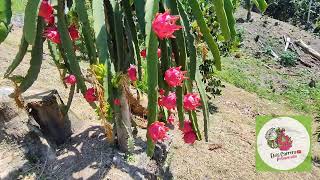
[39,0,201,145]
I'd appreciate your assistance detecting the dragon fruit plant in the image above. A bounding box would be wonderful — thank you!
[1,0,264,157]
[0,0,12,43]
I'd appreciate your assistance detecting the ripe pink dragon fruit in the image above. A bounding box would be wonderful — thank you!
[140,48,161,59]
[44,26,61,44]
[164,66,187,87]
[68,25,80,41]
[140,49,147,58]
[277,130,293,151]
[45,14,55,25]
[167,114,175,124]
[183,93,201,111]
[158,92,176,110]
[157,48,162,58]
[152,11,182,39]
[84,88,97,103]
[183,131,197,144]
[64,74,77,85]
[179,120,193,134]
[148,121,169,143]
[159,89,165,96]
[114,98,121,106]
[39,0,53,21]
[127,65,137,81]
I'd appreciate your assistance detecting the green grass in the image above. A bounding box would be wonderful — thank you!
[215,54,320,114]
[11,0,27,14]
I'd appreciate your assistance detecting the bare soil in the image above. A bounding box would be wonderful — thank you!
[235,8,320,81]
[1,10,320,180]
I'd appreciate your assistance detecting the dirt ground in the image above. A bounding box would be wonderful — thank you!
[1,10,320,180]
[235,8,320,79]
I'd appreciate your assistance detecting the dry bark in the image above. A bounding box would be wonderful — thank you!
[295,40,320,60]
[25,90,72,145]
[115,87,134,152]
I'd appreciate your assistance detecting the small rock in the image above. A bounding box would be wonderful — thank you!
[236,18,245,23]
[235,53,241,59]
[309,79,316,88]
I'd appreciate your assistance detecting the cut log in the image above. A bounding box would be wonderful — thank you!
[295,40,320,60]
[25,90,72,145]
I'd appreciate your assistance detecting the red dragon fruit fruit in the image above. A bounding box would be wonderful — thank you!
[158,92,177,110]
[44,26,61,44]
[152,11,183,39]
[140,48,161,59]
[64,74,77,85]
[148,121,169,143]
[167,114,175,124]
[68,25,80,41]
[39,0,53,21]
[183,131,197,144]
[84,88,97,103]
[127,64,138,82]
[183,93,201,111]
[114,98,121,106]
[164,66,187,87]
[179,120,193,134]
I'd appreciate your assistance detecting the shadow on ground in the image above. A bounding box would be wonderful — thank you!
[4,125,172,180]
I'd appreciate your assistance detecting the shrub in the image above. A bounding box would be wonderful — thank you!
[279,51,297,67]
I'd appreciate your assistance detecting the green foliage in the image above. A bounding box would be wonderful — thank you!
[92,0,110,65]
[23,0,41,45]
[134,0,146,36]
[266,0,320,26]
[4,37,29,77]
[57,0,87,94]
[145,0,159,157]
[11,0,28,13]
[216,55,320,114]
[0,0,12,43]
[279,51,297,67]
[213,0,231,41]
[188,0,222,70]
[195,72,210,141]
[252,0,268,12]
[75,0,97,64]
[136,60,148,93]
[224,0,237,39]
[19,18,44,93]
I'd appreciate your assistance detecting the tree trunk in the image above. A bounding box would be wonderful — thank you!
[295,40,320,60]
[25,90,72,145]
[115,88,134,152]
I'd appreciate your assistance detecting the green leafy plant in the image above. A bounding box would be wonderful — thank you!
[0,0,12,43]
[266,0,320,27]
[279,51,298,67]
[244,0,268,20]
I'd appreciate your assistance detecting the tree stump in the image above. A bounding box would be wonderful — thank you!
[25,90,72,145]
[115,88,134,152]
